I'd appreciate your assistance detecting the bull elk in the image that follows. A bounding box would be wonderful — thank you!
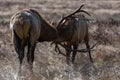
[10,9,57,67]
[53,4,94,64]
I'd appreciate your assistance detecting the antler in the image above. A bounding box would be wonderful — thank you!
[57,4,90,28]
[63,4,85,19]
[70,41,99,52]
[54,41,99,55]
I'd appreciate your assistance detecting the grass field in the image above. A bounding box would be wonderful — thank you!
[0,0,120,80]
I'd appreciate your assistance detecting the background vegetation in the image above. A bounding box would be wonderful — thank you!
[0,0,120,80]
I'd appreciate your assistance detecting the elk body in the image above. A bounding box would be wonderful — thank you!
[10,9,57,66]
[54,5,93,64]
[57,15,93,64]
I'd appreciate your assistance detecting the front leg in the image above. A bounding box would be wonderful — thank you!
[85,36,93,63]
[66,45,72,65]
[72,44,78,63]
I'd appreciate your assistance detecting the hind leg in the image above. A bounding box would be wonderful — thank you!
[27,44,36,72]
[84,36,93,63]
[13,30,24,65]
[27,26,39,67]
[72,44,78,64]
[27,40,36,67]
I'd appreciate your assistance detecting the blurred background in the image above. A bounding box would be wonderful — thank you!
[0,0,120,80]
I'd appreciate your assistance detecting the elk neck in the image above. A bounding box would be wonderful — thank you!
[38,17,58,42]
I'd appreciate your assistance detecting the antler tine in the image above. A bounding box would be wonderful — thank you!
[65,4,85,19]
[57,4,85,28]
[79,4,85,9]
[80,10,91,16]
[65,4,91,18]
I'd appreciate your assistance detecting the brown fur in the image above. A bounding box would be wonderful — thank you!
[55,15,93,64]
[10,9,58,66]
[28,9,58,42]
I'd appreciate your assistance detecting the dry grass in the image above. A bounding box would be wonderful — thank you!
[0,0,120,80]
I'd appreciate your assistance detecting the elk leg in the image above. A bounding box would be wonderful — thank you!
[30,44,36,65]
[13,30,24,64]
[27,42,36,67]
[72,45,78,63]
[84,34,93,63]
[66,45,71,64]
[27,44,31,65]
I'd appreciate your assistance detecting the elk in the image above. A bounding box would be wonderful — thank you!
[53,5,94,64]
[10,9,58,67]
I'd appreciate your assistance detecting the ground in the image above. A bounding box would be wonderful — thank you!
[0,0,120,80]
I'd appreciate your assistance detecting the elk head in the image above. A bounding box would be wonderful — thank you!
[56,4,90,42]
